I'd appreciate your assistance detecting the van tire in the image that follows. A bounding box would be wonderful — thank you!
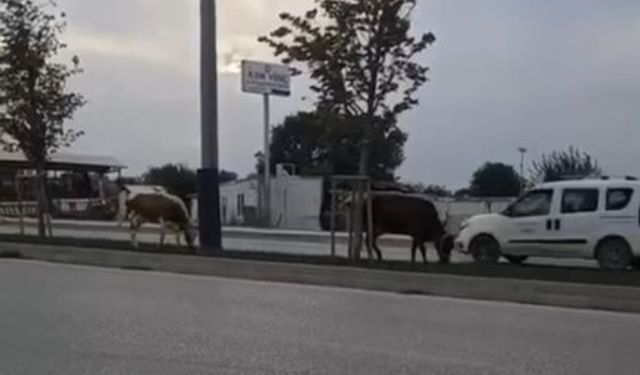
[469,235,501,264]
[632,258,640,270]
[596,237,632,270]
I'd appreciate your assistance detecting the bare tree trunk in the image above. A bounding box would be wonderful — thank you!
[351,117,374,261]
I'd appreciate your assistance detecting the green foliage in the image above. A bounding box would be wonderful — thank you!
[143,164,237,199]
[470,162,521,197]
[143,164,196,199]
[0,0,84,236]
[0,0,85,164]
[268,111,406,180]
[219,170,238,184]
[259,0,434,175]
[531,146,602,182]
[422,184,452,197]
[454,188,472,198]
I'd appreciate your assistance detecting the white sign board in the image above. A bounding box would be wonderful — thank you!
[241,60,291,97]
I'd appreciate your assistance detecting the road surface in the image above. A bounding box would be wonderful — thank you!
[1,260,637,374]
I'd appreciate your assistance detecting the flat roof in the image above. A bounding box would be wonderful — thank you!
[0,151,126,173]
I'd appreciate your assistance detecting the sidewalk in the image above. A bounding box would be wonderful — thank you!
[0,217,411,246]
[2,241,640,314]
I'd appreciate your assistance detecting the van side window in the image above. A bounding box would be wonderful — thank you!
[606,188,633,211]
[508,190,553,217]
[561,189,599,214]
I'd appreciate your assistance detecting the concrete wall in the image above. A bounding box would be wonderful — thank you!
[219,179,259,225]
[192,176,324,230]
[272,176,323,231]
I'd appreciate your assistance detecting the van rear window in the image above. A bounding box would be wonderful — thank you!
[606,188,633,211]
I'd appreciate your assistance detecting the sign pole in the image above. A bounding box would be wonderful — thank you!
[198,0,222,254]
[241,60,291,228]
[263,93,271,227]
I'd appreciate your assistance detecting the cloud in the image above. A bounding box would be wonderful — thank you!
[51,0,640,188]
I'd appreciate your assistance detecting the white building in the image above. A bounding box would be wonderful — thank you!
[192,170,324,231]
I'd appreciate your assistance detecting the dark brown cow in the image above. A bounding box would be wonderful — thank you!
[121,191,197,250]
[358,193,454,263]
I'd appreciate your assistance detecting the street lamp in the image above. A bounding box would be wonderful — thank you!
[198,0,222,254]
[518,147,527,194]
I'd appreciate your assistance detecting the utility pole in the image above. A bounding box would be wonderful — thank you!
[198,0,222,254]
[518,147,527,194]
[263,93,271,227]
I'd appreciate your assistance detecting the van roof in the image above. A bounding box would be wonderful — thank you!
[538,178,640,189]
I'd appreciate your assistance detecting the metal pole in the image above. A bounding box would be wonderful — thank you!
[518,147,527,194]
[198,0,222,254]
[366,179,374,261]
[347,187,356,259]
[15,172,24,236]
[263,93,271,227]
[330,178,337,257]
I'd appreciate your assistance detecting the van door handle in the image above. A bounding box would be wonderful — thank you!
[546,219,553,231]
[554,219,561,231]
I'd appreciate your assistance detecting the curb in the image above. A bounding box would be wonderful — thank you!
[2,241,640,314]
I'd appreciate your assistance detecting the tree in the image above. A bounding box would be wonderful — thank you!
[259,0,434,177]
[143,163,238,201]
[422,184,452,197]
[219,170,238,184]
[143,164,197,200]
[454,188,472,198]
[531,146,602,183]
[0,0,85,237]
[268,111,406,180]
[470,162,521,197]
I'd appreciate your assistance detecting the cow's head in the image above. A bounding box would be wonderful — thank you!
[436,233,455,264]
[183,224,198,251]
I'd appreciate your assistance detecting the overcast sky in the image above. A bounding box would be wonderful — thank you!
[56,0,640,189]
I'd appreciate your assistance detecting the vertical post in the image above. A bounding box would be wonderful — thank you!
[198,0,222,254]
[15,171,24,236]
[347,186,356,259]
[518,147,527,195]
[366,179,374,260]
[330,178,337,257]
[263,93,271,227]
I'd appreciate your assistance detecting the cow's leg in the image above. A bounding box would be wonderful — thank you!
[372,235,383,261]
[419,242,428,264]
[363,232,374,261]
[365,232,383,262]
[411,239,418,264]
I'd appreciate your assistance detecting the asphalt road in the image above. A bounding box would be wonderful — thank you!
[1,261,638,375]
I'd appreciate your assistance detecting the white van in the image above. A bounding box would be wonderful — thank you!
[455,178,640,269]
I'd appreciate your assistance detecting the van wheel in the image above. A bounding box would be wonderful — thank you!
[505,255,528,265]
[596,238,632,270]
[470,235,501,264]
[631,258,640,270]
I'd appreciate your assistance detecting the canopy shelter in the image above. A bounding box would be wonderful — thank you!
[0,151,127,231]
[0,151,126,174]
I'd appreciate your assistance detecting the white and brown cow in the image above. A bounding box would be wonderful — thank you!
[119,188,197,250]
